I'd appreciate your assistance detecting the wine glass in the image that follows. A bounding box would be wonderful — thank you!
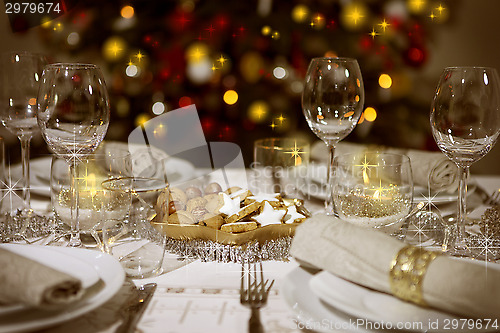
[0,51,47,215]
[430,67,500,256]
[37,63,110,247]
[302,57,365,214]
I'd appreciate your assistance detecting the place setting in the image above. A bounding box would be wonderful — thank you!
[2,2,500,331]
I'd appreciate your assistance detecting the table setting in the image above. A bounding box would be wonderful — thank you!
[0,51,499,333]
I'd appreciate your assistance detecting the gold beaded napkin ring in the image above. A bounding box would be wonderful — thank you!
[389,245,440,306]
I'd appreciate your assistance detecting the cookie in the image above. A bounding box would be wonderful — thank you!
[282,204,306,224]
[252,201,286,226]
[186,197,208,213]
[168,200,186,214]
[167,210,196,225]
[204,182,222,195]
[244,193,284,208]
[203,193,219,203]
[225,201,261,224]
[205,194,224,214]
[191,206,209,222]
[229,188,252,202]
[185,186,203,200]
[221,221,258,233]
[202,212,225,230]
[218,192,241,216]
[170,187,188,204]
[224,186,242,195]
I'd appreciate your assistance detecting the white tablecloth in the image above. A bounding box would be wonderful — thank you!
[19,174,500,332]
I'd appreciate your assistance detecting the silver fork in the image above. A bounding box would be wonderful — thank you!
[240,261,274,333]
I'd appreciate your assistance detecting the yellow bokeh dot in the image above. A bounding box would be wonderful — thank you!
[407,0,427,14]
[103,36,127,61]
[41,16,52,28]
[379,74,392,89]
[248,101,269,123]
[186,42,209,64]
[272,31,280,39]
[121,5,134,19]
[292,4,310,23]
[364,107,377,122]
[261,26,272,36]
[223,90,238,105]
[135,114,151,128]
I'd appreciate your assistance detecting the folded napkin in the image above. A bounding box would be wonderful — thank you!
[311,141,459,193]
[290,215,500,319]
[0,248,83,308]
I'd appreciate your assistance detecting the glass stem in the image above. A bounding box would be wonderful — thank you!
[325,144,336,214]
[68,161,82,247]
[19,136,31,211]
[456,165,469,243]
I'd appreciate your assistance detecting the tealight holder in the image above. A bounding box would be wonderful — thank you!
[332,152,413,232]
[50,147,132,242]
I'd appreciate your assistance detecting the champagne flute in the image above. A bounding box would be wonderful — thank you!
[302,57,364,214]
[37,63,110,247]
[0,52,47,215]
[430,67,500,256]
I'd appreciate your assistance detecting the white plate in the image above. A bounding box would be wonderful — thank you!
[9,155,195,197]
[309,270,499,333]
[0,245,124,333]
[281,266,372,333]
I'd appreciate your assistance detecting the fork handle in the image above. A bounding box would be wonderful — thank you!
[249,308,264,333]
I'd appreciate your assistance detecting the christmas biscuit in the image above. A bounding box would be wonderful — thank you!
[253,201,287,226]
[225,201,262,224]
[221,221,258,233]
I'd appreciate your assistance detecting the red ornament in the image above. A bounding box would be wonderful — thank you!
[404,45,427,67]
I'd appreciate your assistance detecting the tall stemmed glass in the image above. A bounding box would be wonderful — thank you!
[430,67,500,256]
[37,63,110,247]
[302,57,364,214]
[0,52,47,215]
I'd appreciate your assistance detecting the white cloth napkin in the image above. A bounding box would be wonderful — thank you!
[311,141,459,192]
[290,215,500,319]
[0,248,83,308]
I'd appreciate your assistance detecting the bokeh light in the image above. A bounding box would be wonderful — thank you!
[248,101,269,123]
[379,74,392,89]
[152,102,165,115]
[292,4,309,23]
[364,107,377,122]
[223,90,238,105]
[121,5,135,19]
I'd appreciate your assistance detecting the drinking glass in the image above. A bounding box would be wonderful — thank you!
[50,147,132,247]
[302,57,364,214]
[102,177,168,278]
[0,52,47,215]
[252,138,310,198]
[332,153,413,234]
[37,63,110,247]
[430,67,500,256]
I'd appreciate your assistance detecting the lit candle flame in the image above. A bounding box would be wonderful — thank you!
[363,169,369,185]
[373,189,380,199]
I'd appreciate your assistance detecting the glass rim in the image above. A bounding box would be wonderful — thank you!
[444,66,497,72]
[44,63,100,70]
[101,176,168,192]
[254,137,309,150]
[333,152,411,166]
[310,56,359,63]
